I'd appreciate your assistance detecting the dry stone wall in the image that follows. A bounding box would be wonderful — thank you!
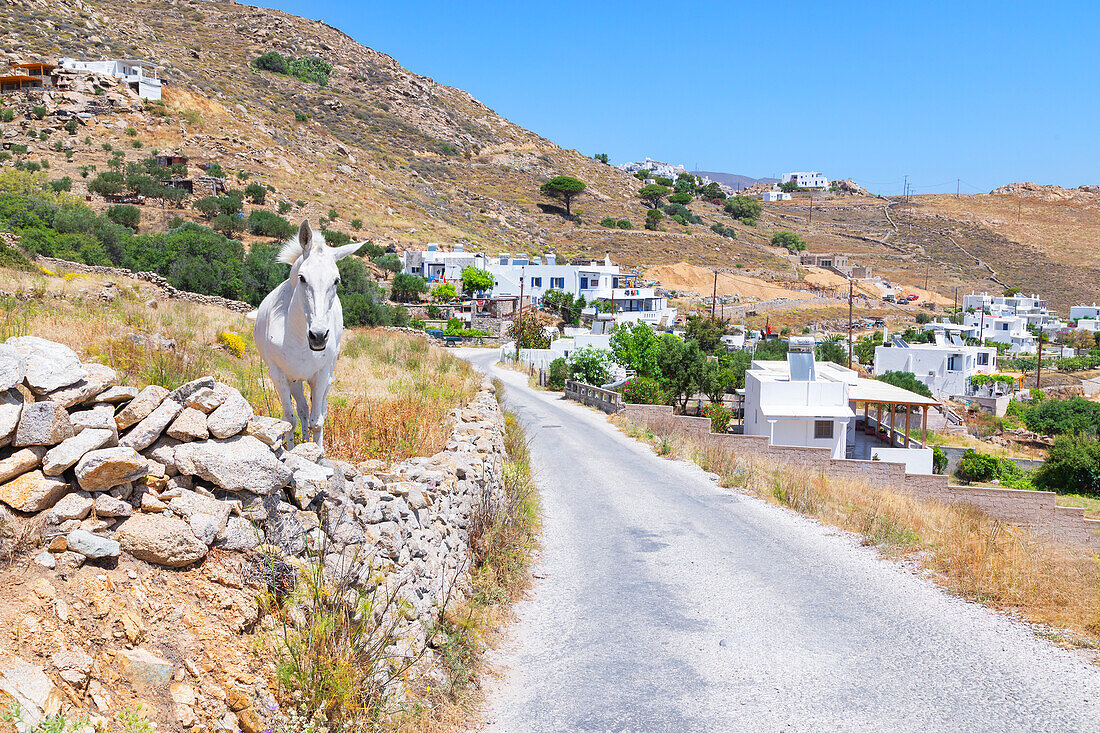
[623,404,1100,550]
[0,335,506,727]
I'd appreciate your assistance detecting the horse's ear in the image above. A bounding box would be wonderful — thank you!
[332,241,365,262]
[298,220,314,255]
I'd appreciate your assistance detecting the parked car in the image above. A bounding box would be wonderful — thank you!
[425,329,462,346]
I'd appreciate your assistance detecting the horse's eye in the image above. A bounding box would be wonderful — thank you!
[298,274,306,283]
[334,278,341,286]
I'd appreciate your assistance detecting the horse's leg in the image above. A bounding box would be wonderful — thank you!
[307,370,333,452]
[290,380,310,444]
[268,364,296,449]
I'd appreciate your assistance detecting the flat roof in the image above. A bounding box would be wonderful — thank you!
[760,404,854,419]
[0,75,43,83]
[13,62,55,69]
[849,378,939,406]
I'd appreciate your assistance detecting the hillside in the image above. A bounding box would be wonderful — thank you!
[691,170,779,191]
[3,0,1100,318]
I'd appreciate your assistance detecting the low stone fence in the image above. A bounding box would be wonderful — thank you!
[565,380,623,414]
[622,404,1100,550]
[35,256,255,314]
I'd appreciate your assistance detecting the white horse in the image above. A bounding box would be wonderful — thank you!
[254,220,363,450]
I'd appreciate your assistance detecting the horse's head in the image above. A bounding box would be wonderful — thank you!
[287,220,363,351]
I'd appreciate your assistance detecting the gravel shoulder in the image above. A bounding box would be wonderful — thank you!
[460,350,1100,733]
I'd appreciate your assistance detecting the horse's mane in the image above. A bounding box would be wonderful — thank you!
[276,230,328,266]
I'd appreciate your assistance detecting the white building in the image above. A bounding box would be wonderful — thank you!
[58,57,163,100]
[873,337,998,399]
[402,243,481,282]
[744,338,938,472]
[960,313,1036,354]
[782,171,829,189]
[762,190,792,202]
[1071,303,1100,321]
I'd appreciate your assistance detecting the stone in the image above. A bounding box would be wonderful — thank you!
[406,484,430,510]
[116,513,208,567]
[55,551,85,571]
[75,447,148,491]
[6,336,88,394]
[42,428,113,476]
[189,513,221,545]
[87,679,111,712]
[169,377,216,405]
[146,437,179,471]
[290,441,324,464]
[69,405,119,444]
[167,407,209,441]
[0,471,69,513]
[114,385,169,430]
[51,649,93,688]
[226,685,250,711]
[117,648,173,688]
[140,493,167,512]
[0,388,22,447]
[34,550,55,568]
[13,402,73,447]
[47,535,67,552]
[0,447,43,484]
[215,516,263,551]
[245,416,292,446]
[94,385,139,404]
[174,436,291,495]
[290,462,330,509]
[45,363,118,408]
[0,656,63,724]
[66,529,120,559]
[186,386,223,413]
[45,491,94,524]
[93,493,132,518]
[207,389,253,438]
[0,343,26,392]
[120,398,182,451]
[169,681,196,706]
[386,481,416,498]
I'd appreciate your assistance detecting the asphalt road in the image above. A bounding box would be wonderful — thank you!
[459,350,1100,732]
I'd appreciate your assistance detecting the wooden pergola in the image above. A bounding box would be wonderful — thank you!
[0,75,44,93]
[849,378,940,448]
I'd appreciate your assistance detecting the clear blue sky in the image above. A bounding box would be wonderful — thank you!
[261,1,1097,195]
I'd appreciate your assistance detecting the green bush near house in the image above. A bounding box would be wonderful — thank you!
[1034,434,1100,496]
[106,204,140,229]
[547,357,570,390]
[621,375,663,404]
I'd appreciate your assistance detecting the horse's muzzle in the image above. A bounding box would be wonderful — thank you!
[308,331,328,351]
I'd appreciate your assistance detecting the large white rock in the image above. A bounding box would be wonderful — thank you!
[13,402,73,447]
[69,404,119,444]
[5,336,88,394]
[116,514,208,567]
[168,488,232,530]
[0,388,21,447]
[94,385,139,404]
[120,398,182,451]
[45,363,118,408]
[66,529,120,559]
[75,447,148,491]
[93,492,133,518]
[167,407,209,441]
[206,388,253,439]
[0,656,63,725]
[44,490,93,524]
[0,447,42,484]
[169,376,215,405]
[42,428,114,476]
[0,344,26,392]
[116,647,173,688]
[114,385,169,430]
[245,416,292,447]
[0,471,69,513]
[174,435,291,495]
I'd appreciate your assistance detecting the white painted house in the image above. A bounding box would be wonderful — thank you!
[1071,303,1100,321]
[744,338,938,472]
[873,338,998,399]
[960,313,1036,354]
[782,171,829,189]
[58,57,163,100]
[762,190,792,202]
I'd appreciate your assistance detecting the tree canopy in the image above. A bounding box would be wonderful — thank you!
[771,230,807,252]
[609,322,661,378]
[539,176,586,216]
[460,266,494,295]
[724,195,762,224]
[637,184,672,208]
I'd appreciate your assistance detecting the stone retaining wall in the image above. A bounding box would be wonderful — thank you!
[623,404,1100,550]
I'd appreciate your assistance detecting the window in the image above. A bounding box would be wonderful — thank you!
[947,355,962,371]
[977,352,989,366]
[551,277,565,289]
[814,420,833,439]
[580,277,589,289]
[530,277,542,287]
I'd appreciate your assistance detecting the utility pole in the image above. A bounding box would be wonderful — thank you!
[711,269,717,321]
[848,279,854,369]
[903,175,908,204]
[1036,335,1043,390]
[808,190,813,225]
[517,268,525,350]
[956,179,960,199]
[953,286,958,324]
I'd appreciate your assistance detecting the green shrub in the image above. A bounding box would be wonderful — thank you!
[703,402,734,433]
[31,106,46,120]
[373,253,401,274]
[11,144,27,155]
[547,357,569,390]
[211,213,244,236]
[771,230,807,252]
[875,370,933,398]
[724,195,762,224]
[106,204,140,229]
[566,347,612,386]
[645,208,663,231]
[294,111,309,122]
[278,200,292,214]
[351,218,362,230]
[328,208,338,221]
[621,375,663,404]
[286,56,333,86]
[247,209,294,238]
[243,182,267,204]
[616,218,632,229]
[48,177,72,193]
[254,51,287,74]
[0,108,13,122]
[932,446,948,475]
[1034,434,1100,496]
[955,449,1026,487]
[599,217,617,228]
[1022,396,1100,436]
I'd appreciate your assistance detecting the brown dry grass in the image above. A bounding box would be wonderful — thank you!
[618,414,1100,648]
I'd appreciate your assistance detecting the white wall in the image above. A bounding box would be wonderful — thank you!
[871,447,933,475]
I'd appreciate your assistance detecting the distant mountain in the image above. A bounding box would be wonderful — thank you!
[691,171,779,191]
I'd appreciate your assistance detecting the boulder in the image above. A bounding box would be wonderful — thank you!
[215,516,263,551]
[94,385,139,404]
[207,389,253,439]
[168,488,231,529]
[0,447,43,484]
[167,407,209,441]
[66,529,120,559]
[0,656,63,725]
[0,471,69,512]
[116,513,208,567]
[45,363,118,408]
[42,428,113,476]
[69,404,119,444]
[44,491,93,524]
[187,386,223,413]
[169,377,215,405]
[245,416,292,447]
[114,385,169,430]
[116,648,173,688]
[290,442,324,464]
[189,513,221,545]
[0,343,26,392]
[6,336,88,394]
[93,493,132,518]
[120,398,182,451]
[75,447,148,491]
[289,461,330,509]
[13,402,74,447]
[50,649,93,688]
[174,435,291,495]
[0,388,22,447]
